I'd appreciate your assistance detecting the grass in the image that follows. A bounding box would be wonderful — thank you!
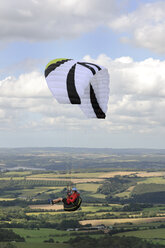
[4,171,32,177]
[90,193,106,199]
[2,169,165,245]
[27,204,113,216]
[138,177,165,184]
[115,191,130,198]
[44,187,64,194]
[28,204,112,214]
[76,183,105,199]
[86,212,110,217]
[16,186,64,198]
[15,182,104,201]
[18,187,52,197]
[99,171,138,178]
[81,205,112,212]
[12,228,71,243]
[115,186,135,198]
[76,183,101,192]
[26,212,63,216]
[115,228,165,245]
[15,243,69,248]
[0,177,25,180]
[80,216,165,226]
[27,172,103,179]
[29,204,63,211]
[132,183,165,195]
[0,198,15,201]
[137,172,165,178]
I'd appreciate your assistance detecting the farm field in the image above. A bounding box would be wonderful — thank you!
[138,177,165,184]
[80,217,165,226]
[16,243,68,248]
[116,228,165,245]
[1,147,165,247]
[28,204,113,213]
[12,228,72,243]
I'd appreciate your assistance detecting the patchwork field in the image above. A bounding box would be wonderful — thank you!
[26,177,104,183]
[116,228,165,245]
[29,204,64,211]
[80,217,165,226]
[12,228,71,243]
[1,161,165,247]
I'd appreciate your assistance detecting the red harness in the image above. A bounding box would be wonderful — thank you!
[66,192,80,204]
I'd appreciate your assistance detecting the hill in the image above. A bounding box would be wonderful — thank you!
[0,147,165,171]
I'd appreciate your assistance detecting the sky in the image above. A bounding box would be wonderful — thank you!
[0,0,165,149]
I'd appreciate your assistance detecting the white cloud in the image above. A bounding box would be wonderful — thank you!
[84,54,165,133]
[109,1,165,54]
[0,0,118,42]
[0,70,84,131]
[0,72,47,98]
[1,0,165,55]
[1,54,165,135]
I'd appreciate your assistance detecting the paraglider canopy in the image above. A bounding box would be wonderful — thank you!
[44,58,110,119]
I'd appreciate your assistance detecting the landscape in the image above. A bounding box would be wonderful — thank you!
[1,147,165,248]
[2,1,165,248]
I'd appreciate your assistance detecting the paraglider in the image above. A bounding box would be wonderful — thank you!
[50,187,82,212]
[44,58,110,118]
[45,58,109,211]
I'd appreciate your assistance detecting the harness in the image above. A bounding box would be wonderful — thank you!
[64,196,82,211]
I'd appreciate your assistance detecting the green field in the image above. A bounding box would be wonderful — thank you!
[76,183,101,192]
[139,177,165,184]
[0,177,25,180]
[115,186,134,198]
[12,228,71,243]
[16,243,68,248]
[27,172,103,179]
[0,197,15,201]
[1,167,165,247]
[132,183,165,195]
[81,205,112,212]
[116,228,165,245]
[76,183,105,199]
[4,171,32,177]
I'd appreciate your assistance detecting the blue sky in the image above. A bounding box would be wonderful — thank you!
[0,0,165,148]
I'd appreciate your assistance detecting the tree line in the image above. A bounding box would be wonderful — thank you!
[0,229,25,242]
[68,235,165,248]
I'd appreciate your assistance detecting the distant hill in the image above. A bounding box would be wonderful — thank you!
[0,147,165,171]
[1,146,165,154]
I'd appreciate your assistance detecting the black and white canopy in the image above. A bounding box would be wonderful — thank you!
[45,58,110,119]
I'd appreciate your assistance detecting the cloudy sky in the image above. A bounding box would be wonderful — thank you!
[0,0,165,149]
